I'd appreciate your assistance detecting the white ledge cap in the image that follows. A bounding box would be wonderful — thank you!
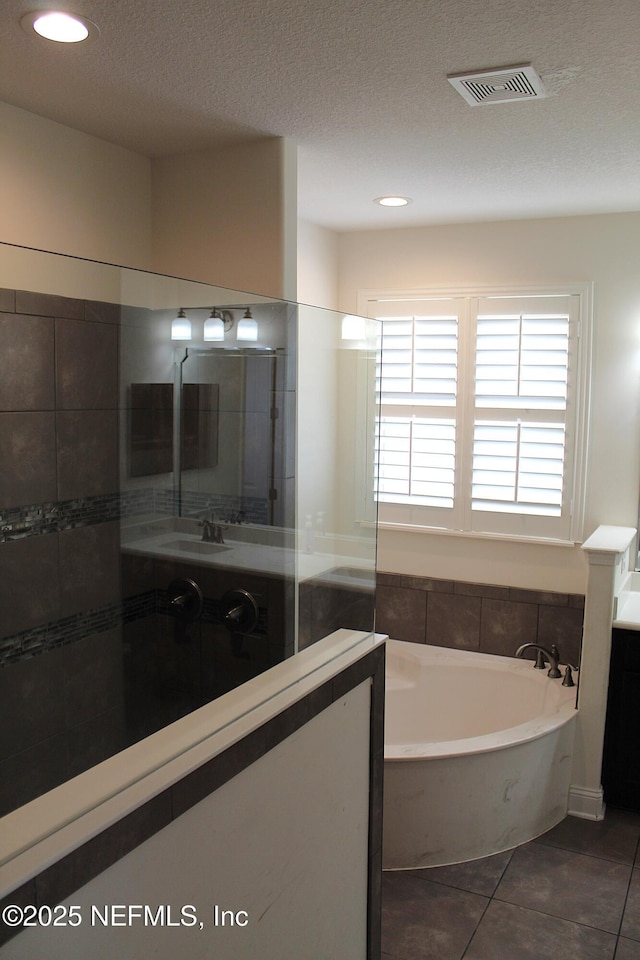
[581,525,637,559]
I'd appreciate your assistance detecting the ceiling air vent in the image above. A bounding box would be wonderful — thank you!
[447,64,547,106]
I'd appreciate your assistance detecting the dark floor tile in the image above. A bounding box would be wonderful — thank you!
[621,868,640,941]
[616,938,640,959]
[537,810,640,866]
[416,850,514,897]
[495,843,631,934]
[382,872,487,960]
[464,900,615,960]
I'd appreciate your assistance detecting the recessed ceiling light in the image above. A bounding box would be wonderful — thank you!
[21,10,99,43]
[374,196,412,207]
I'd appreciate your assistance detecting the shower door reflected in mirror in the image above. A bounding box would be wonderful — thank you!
[178,348,286,527]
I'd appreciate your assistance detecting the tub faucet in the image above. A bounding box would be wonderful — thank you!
[514,642,562,679]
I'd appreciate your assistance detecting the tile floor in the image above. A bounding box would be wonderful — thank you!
[382,807,640,960]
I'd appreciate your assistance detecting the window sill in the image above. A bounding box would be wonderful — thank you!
[373,520,580,549]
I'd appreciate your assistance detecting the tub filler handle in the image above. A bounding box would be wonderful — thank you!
[514,643,562,679]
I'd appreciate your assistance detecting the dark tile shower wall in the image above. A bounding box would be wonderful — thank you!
[0,289,124,815]
[376,572,584,667]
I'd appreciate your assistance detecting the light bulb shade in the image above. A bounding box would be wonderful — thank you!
[171,310,191,340]
[204,316,224,341]
[237,317,258,341]
[341,315,367,340]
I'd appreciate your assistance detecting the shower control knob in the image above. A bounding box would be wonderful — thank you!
[219,589,259,635]
[167,578,204,622]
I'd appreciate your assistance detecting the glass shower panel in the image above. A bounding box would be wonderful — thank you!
[0,241,378,820]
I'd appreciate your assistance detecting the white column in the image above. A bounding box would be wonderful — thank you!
[570,525,636,819]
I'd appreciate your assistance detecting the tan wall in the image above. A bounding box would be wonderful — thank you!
[0,101,152,269]
[152,138,296,300]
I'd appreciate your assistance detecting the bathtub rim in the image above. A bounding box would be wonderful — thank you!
[384,638,578,762]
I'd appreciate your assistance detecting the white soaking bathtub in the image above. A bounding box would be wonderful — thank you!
[383,639,578,869]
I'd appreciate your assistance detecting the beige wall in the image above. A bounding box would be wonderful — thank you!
[338,213,640,592]
[0,102,296,300]
[297,219,339,309]
[152,138,297,300]
[0,101,152,269]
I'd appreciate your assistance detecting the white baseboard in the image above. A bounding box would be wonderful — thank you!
[567,784,606,820]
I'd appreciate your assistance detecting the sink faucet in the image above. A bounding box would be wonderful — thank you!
[200,518,225,544]
[514,642,562,678]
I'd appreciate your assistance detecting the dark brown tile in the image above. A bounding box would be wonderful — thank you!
[66,705,127,778]
[0,734,68,817]
[0,412,57,507]
[479,597,537,658]
[536,809,640,866]
[509,586,568,606]
[0,313,55,410]
[58,522,120,617]
[85,300,121,325]
[465,900,615,960]
[419,849,514,897]
[0,534,60,635]
[15,290,84,320]
[426,591,481,649]
[621,868,640,941]
[0,288,16,312]
[454,581,510,600]
[375,584,426,644]
[537,603,584,667]
[55,318,118,409]
[0,649,66,759]
[382,871,488,959]
[56,410,119,499]
[63,628,124,724]
[495,843,631,933]
[616,937,640,959]
[399,575,455,593]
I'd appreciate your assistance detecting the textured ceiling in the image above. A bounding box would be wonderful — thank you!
[2,0,640,231]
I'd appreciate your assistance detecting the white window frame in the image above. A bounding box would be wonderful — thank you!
[359,283,593,544]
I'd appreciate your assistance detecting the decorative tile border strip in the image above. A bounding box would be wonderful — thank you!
[0,490,270,542]
[0,588,269,666]
[0,595,153,666]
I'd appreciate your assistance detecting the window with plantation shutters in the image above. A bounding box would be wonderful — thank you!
[370,289,590,542]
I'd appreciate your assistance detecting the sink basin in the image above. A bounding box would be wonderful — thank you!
[169,539,232,555]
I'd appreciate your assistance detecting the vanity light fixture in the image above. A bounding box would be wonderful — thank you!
[236,308,258,342]
[21,10,99,43]
[203,309,225,342]
[374,196,412,207]
[171,308,192,341]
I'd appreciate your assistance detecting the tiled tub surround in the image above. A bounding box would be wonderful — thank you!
[376,572,584,668]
